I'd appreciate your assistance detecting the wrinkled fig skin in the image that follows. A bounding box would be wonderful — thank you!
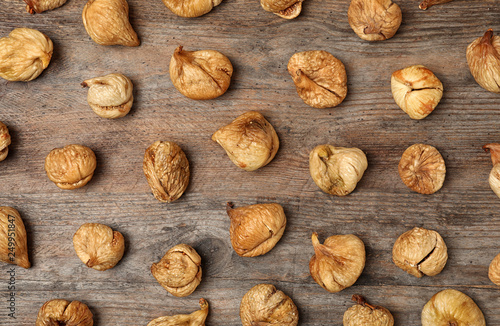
[226,202,286,257]
[212,111,279,171]
[73,223,125,271]
[260,0,303,19]
[0,207,30,269]
[143,141,190,203]
[348,0,402,41]
[288,51,347,109]
[483,143,500,198]
[391,65,443,120]
[398,144,446,194]
[467,29,500,94]
[392,227,447,278]
[489,253,500,286]
[343,295,394,326]
[82,73,133,119]
[419,0,453,10]
[240,284,299,326]
[421,289,486,326]
[82,0,140,47]
[151,244,202,297]
[0,28,53,82]
[44,145,97,190]
[0,122,11,162]
[309,232,365,293]
[36,299,94,326]
[147,298,209,326]
[25,0,67,13]
[162,0,222,17]
[309,144,368,196]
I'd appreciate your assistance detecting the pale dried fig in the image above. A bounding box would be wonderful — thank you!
[348,0,402,41]
[489,253,500,286]
[483,143,500,198]
[260,0,303,19]
[162,0,222,17]
[82,73,133,119]
[0,207,30,269]
[45,144,97,190]
[288,50,347,109]
[309,232,365,293]
[170,46,233,100]
[36,299,93,326]
[421,289,485,326]
[398,144,445,194]
[143,141,190,203]
[419,0,453,10]
[25,0,67,13]
[82,0,140,46]
[226,202,286,257]
[0,28,53,82]
[467,29,500,93]
[212,111,279,171]
[240,284,299,326]
[151,244,202,297]
[343,295,394,326]
[147,298,209,326]
[309,144,368,196]
[0,122,11,162]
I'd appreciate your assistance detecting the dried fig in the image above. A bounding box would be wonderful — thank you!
[467,29,500,93]
[147,298,209,326]
[169,46,233,100]
[0,28,53,81]
[398,144,446,194]
[151,244,202,297]
[348,0,402,41]
[36,299,93,326]
[162,0,222,17]
[25,0,67,14]
[82,73,133,119]
[143,141,190,203]
[0,122,11,162]
[260,0,303,19]
[212,111,279,171]
[483,143,500,198]
[82,0,140,47]
[288,50,347,109]
[0,207,30,269]
[309,144,368,196]
[489,253,500,286]
[343,295,394,326]
[226,202,286,257]
[419,0,453,10]
[421,289,485,326]
[309,232,365,293]
[240,284,299,326]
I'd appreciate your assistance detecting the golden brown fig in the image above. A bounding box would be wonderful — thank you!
[483,143,500,198]
[288,50,347,109]
[169,46,233,100]
[348,0,402,41]
[467,29,500,93]
[398,144,446,194]
[151,244,202,297]
[162,0,222,17]
[44,144,97,190]
[82,0,140,47]
[260,0,303,19]
[419,0,453,10]
[212,111,279,171]
[421,289,485,326]
[309,232,365,293]
[147,298,209,326]
[489,253,500,286]
[73,223,125,271]
[343,295,394,326]
[0,122,11,162]
[226,202,286,257]
[36,299,93,326]
[240,284,298,326]
[25,0,67,14]
[0,28,53,82]
[0,207,30,269]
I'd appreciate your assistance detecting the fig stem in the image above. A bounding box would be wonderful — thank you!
[483,143,500,165]
[351,295,377,310]
[226,202,234,214]
[480,29,494,45]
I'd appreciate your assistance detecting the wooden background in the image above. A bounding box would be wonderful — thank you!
[1,0,500,324]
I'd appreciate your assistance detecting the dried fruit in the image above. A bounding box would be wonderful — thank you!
[169,46,233,100]
[147,298,209,326]
[0,28,53,81]
[143,141,190,203]
[398,144,445,194]
[489,253,500,286]
[226,202,286,257]
[0,122,11,162]
[309,232,365,293]
[392,227,447,277]
[348,0,402,41]
[25,0,67,14]
[151,244,202,297]
[212,111,279,171]
[82,73,133,119]
[82,0,140,47]
[483,143,500,198]
[391,65,443,119]
[260,0,303,19]
[421,289,485,326]
[419,0,453,10]
[287,50,347,109]
[309,144,368,196]
[467,29,500,93]
[44,144,97,190]
[36,299,93,326]
[240,284,298,326]
[162,0,222,17]
[343,295,394,326]
[0,207,30,269]
[73,223,125,271]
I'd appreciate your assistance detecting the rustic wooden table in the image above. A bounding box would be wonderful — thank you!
[1,0,499,324]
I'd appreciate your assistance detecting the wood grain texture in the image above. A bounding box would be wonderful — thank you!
[1,0,500,324]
